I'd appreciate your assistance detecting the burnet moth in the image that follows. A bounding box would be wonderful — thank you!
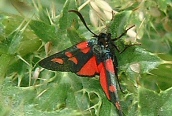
[39,10,134,116]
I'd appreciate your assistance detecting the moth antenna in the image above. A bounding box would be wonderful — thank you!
[112,25,135,41]
[69,10,98,37]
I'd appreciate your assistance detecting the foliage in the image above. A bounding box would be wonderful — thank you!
[0,0,172,116]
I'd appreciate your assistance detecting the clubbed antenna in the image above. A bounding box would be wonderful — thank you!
[69,10,98,37]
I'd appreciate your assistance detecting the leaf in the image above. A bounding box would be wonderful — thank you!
[35,83,69,111]
[118,47,162,77]
[0,80,84,116]
[58,0,77,31]
[18,38,42,56]
[99,97,118,116]
[1,0,172,116]
[139,87,172,116]
[108,11,132,38]
[29,20,57,43]
[6,30,23,54]
[0,54,13,78]
[67,25,86,45]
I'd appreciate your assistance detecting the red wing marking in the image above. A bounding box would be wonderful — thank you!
[65,51,73,57]
[76,42,90,54]
[105,59,115,73]
[81,47,91,54]
[115,102,121,110]
[76,41,88,49]
[68,57,78,64]
[77,56,99,76]
[51,58,64,64]
[109,85,117,92]
[98,63,110,100]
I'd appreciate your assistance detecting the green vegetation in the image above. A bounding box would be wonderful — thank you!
[0,0,172,116]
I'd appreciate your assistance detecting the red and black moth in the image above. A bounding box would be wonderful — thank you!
[39,10,132,116]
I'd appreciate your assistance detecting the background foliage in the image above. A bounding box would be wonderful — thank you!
[0,0,172,116]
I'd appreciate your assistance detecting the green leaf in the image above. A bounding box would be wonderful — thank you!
[119,47,162,77]
[7,31,23,54]
[0,54,13,78]
[35,83,69,111]
[140,54,172,91]
[108,11,132,38]
[139,87,172,116]
[157,0,171,13]
[59,0,77,31]
[67,26,86,44]
[99,97,118,116]
[18,38,42,56]
[0,80,84,116]
[1,0,172,116]
[29,20,57,43]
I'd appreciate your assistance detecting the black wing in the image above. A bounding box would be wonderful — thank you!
[39,41,100,76]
